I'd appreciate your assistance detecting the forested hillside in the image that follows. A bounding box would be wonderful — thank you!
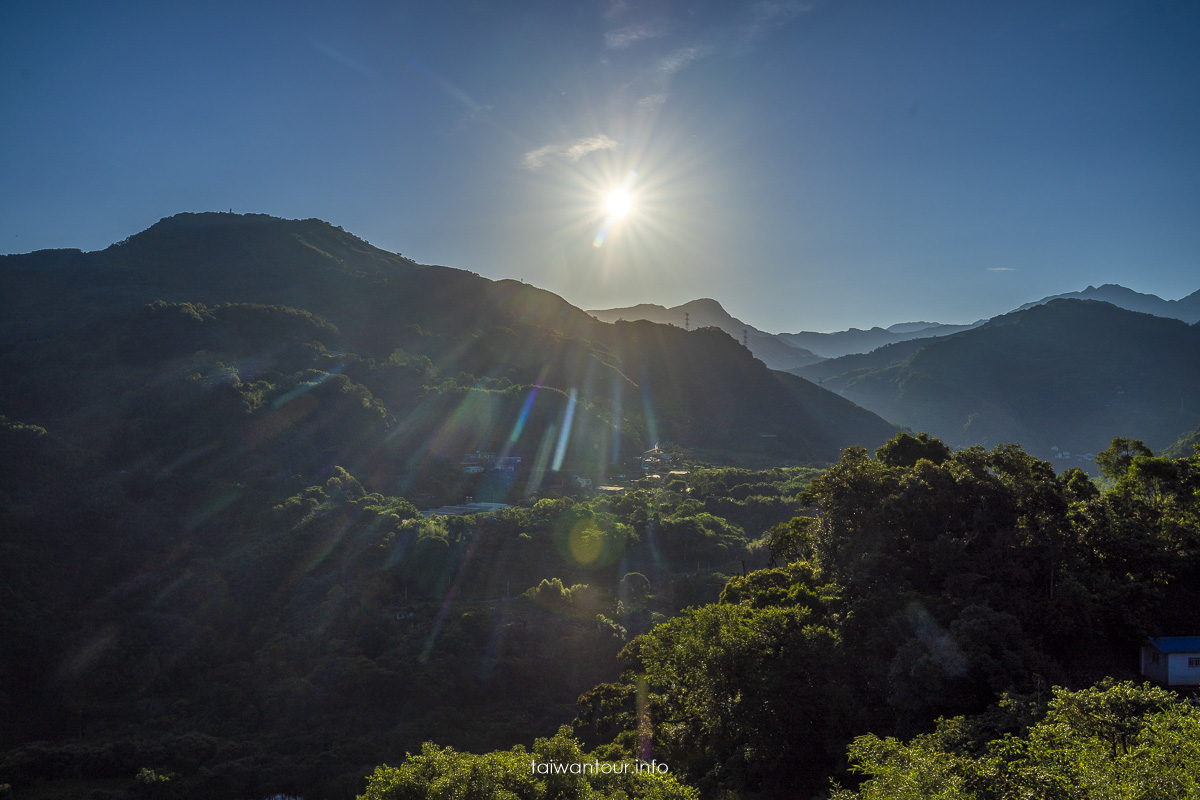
[0,213,894,475]
[7,421,1195,799]
[0,410,816,797]
[568,434,1200,797]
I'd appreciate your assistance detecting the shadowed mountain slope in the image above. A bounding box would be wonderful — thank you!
[0,213,894,483]
[793,300,1200,461]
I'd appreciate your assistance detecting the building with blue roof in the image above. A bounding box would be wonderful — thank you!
[1141,637,1200,686]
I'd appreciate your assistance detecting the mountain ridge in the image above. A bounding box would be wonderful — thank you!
[0,212,896,474]
[795,299,1200,462]
[777,320,986,358]
[1019,283,1200,323]
[594,282,1199,361]
[588,297,824,371]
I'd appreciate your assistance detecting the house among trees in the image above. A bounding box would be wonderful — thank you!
[1141,636,1200,686]
[461,450,497,474]
[638,445,672,473]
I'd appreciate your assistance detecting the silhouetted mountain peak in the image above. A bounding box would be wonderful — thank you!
[686,297,727,313]
[113,212,416,269]
[1017,283,1200,323]
[588,297,823,371]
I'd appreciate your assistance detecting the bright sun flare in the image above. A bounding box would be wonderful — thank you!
[605,188,633,220]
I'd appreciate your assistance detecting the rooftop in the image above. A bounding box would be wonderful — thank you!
[1147,636,1200,653]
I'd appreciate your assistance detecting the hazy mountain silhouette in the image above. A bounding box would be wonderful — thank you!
[777,284,1198,360]
[1017,283,1200,323]
[587,298,824,371]
[793,300,1200,461]
[778,320,985,359]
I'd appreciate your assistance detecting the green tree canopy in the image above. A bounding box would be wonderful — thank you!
[1095,437,1154,482]
[834,680,1200,800]
[359,728,697,800]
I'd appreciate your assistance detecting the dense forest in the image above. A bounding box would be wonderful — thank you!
[3,424,1197,798]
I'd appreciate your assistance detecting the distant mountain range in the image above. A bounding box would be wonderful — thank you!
[592,285,1200,464]
[587,298,986,364]
[594,284,1200,363]
[776,320,985,359]
[792,300,1200,461]
[1018,283,1200,323]
[587,298,824,370]
[0,213,895,487]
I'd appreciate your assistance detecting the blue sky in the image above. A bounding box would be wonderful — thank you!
[3,1,1198,332]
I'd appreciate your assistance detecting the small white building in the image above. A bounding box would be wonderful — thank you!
[1141,636,1200,686]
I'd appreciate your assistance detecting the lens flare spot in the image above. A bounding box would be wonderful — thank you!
[551,388,578,472]
[568,520,606,564]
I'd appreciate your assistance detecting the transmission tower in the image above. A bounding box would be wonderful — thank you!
[742,329,748,347]
[684,312,690,331]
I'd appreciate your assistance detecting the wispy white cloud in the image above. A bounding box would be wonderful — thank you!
[603,0,630,21]
[656,45,708,78]
[632,45,711,115]
[621,3,811,115]
[987,267,1017,272]
[605,22,667,50]
[451,104,495,133]
[523,135,619,170]
[635,93,668,114]
[734,2,813,49]
[565,136,617,161]
[312,40,376,78]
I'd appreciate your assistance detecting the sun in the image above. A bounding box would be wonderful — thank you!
[605,187,634,220]
[591,169,640,248]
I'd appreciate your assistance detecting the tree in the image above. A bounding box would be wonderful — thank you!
[763,515,814,566]
[834,680,1200,800]
[1095,437,1153,482]
[358,728,697,800]
[876,432,952,468]
[592,603,854,798]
